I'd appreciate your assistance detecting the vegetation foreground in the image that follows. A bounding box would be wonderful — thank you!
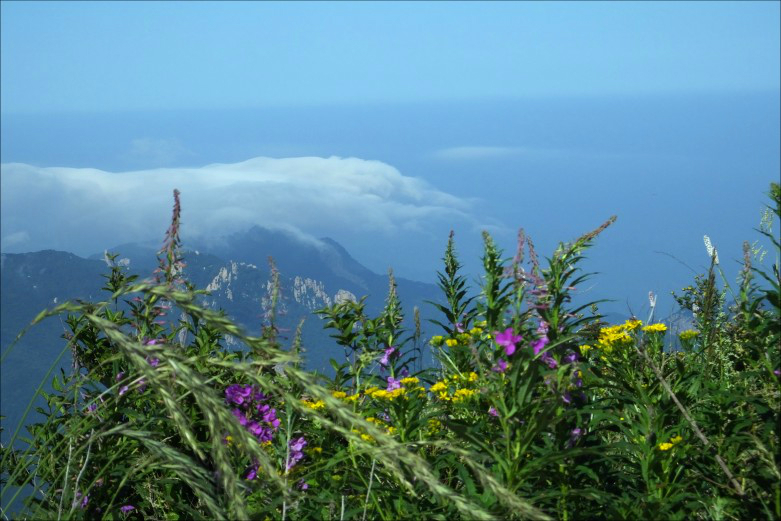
[1,184,779,520]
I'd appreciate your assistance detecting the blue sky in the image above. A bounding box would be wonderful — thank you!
[2,1,779,112]
[1,1,780,318]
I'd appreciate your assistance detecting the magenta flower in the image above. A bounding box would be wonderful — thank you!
[530,336,549,355]
[488,406,498,417]
[494,328,522,356]
[492,358,508,373]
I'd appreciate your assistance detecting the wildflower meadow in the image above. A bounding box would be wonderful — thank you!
[1,184,779,520]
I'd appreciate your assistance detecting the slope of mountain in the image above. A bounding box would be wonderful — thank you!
[1,228,446,444]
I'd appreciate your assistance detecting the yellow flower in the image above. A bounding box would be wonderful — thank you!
[437,391,451,401]
[302,399,325,410]
[346,393,360,402]
[360,433,374,442]
[311,446,323,454]
[224,435,233,446]
[468,372,479,382]
[475,320,487,327]
[400,376,420,386]
[657,442,674,451]
[670,435,683,445]
[332,391,347,399]
[427,418,443,433]
[445,338,458,347]
[364,386,379,395]
[452,388,476,402]
[430,335,445,346]
[624,319,643,331]
[430,381,447,393]
[642,323,667,333]
[579,344,592,355]
[679,329,699,341]
[469,327,483,335]
[386,426,397,435]
[372,388,406,400]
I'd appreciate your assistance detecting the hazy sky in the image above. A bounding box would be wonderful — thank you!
[1,1,780,317]
[2,1,779,112]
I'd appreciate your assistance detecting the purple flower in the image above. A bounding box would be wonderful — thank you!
[563,351,578,365]
[536,321,549,335]
[488,406,498,417]
[379,346,397,367]
[775,369,781,377]
[247,421,264,437]
[73,491,89,509]
[287,436,307,471]
[138,379,147,393]
[567,427,583,448]
[144,338,161,345]
[120,505,135,514]
[562,391,572,404]
[494,328,523,356]
[118,385,129,396]
[86,403,98,413]
[540,351,558,369]
[455,322,465,333]
[245,465,258,481]
[386,377,401,391]
[231,408,248,427]
[297,479,309,490]
[147,357,160,368]
[116,371,125,381]
[530,336,549,355]
[225,384,253,406]
[492,358,508,373]
[289,436,307,453]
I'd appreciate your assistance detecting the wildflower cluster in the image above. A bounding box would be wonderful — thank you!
[225,384,280,444]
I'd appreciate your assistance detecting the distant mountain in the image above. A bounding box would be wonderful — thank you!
[1,228,446,443]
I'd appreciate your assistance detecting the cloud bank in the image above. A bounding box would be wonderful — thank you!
[0,156,475,258]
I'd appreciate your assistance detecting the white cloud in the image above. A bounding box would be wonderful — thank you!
[0,156,476,257]
[432,146,529,160]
